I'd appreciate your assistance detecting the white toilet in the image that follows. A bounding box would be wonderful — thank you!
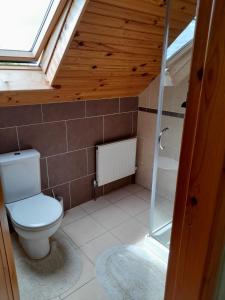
[0,149,63,259]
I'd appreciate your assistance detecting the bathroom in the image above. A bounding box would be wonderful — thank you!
[0,0,216,299]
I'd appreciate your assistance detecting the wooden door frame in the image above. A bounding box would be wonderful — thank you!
[165,0,225,298]
[0,183,19,300]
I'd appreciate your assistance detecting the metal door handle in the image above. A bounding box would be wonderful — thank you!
[158,127,169,150]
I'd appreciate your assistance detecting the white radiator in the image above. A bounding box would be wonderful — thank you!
[96,138,137,186]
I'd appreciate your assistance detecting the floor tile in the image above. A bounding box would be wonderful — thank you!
[135,188,151,202]
[115,195,148,216]
[59,253,95,299]
[63,279,110,300]
[111,218,148,244]
[61,206,88,227]
[91,205,129,230]
[63,215,106,247]
[80,197,111,214]
[103,187,130,203]
[81,232,121,263]
[124,184,144,194]
[135,210,150,227]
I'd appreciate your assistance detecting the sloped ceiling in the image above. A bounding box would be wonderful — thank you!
[54,0,196,98]
[0,0,196,106]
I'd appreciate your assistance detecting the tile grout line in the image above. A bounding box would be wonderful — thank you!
[42,145,98,160]
[86,148,89,176]
[42,172,97,192]
[62,186,148,220]
[62,198,148,251]
[0,110,138,130]
[45,157,50,189]
[40,104,44,122]
[65,120,69,152]
[68,181,72,209]
[15,126,20,150]
[59,278,96,300]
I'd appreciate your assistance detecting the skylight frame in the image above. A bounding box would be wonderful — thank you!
[0,0,67,63]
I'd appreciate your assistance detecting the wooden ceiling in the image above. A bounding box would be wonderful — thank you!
[0,0,196,106]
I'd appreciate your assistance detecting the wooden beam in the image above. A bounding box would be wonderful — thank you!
[46,0,89,84]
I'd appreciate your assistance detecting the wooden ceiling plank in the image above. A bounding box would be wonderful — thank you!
[65,49,162,61]
[72,33,163,51]
[78,22,164,42]
[87,1,165,26]
[94,0,166,17]
[82,12,164,36]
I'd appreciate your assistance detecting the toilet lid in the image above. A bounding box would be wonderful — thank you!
[6,193,63,229]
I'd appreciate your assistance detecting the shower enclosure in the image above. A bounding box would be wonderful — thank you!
[150,0,197,248]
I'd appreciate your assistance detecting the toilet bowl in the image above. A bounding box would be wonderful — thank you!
[6,193,63,259]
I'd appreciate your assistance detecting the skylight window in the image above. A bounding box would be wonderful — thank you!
[0,0,66,62]
[167,19,196,60]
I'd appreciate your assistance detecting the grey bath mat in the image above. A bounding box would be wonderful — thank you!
[12,230,83,300]
[96,245,167,300]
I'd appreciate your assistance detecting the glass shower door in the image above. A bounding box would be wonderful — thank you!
[150,1,197,248]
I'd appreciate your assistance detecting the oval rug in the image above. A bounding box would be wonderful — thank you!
[96,244,166,300]
[13,230,83,300]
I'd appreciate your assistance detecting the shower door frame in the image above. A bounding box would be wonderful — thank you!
[149,0,171,237]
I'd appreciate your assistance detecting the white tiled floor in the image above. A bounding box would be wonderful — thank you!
[58,183,170,299]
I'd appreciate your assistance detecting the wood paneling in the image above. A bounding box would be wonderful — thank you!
[54,0,195,98]
[0,0,196,106]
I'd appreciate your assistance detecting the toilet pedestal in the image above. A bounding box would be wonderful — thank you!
[19,236,50,259]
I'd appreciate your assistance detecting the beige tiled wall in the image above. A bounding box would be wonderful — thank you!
[136,75,188,192]
[136,76,160,189]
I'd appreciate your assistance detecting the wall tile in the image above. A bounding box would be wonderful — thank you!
[137,111,157,139]
[86,99,119,117]
[42,101,85,122]
[67,117,103,150]
[0,128,19,154]
[0,105,42,128]
[104,113,132,143]
[1,98,139,210]
[132,112,138,135]
[87,147,96,174]
[47,150,87,186]
[43,183,70,211]
[18,122,67,157]
[70,175,103,207]
[120,97,138,112]
[40,158,48,190]
[70,176,93,207]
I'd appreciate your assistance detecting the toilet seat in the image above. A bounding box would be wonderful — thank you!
[6,193,63,230]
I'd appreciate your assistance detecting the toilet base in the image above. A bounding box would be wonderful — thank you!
[19,236,50,259]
